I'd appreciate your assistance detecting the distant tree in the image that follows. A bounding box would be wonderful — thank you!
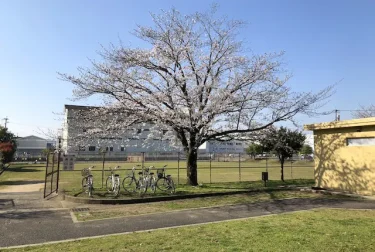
[246,143,263,159]
[41,148,51,158]
[352,104,375,118]
[300,144,313,156]
[260,126,305,181]
[0,126,17,165]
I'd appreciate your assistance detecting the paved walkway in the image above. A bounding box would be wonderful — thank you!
[1,196,375,248]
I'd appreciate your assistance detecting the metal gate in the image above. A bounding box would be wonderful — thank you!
[43,151,60,198]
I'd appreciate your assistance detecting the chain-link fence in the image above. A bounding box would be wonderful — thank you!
[58,152,314,190]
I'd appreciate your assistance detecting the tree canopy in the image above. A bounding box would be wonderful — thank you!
[352,105,375,118]
[0,126,17,165]
[246,143,263,159]
[300,144,313,156]
[259,126,305,181]
[59,7,333,185]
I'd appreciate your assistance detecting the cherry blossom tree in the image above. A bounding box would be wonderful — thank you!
[352,105,375,118]
[59,7,333,185]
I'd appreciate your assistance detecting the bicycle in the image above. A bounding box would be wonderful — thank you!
[122,165,143,193]
[142,166,157,194]
[156,165,175,194]
[106,166,121,196]
[81,166,94,197]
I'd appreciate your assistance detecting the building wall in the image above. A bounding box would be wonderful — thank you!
[314,125,375,195]
[62,105,182,155]
[205,140,244,153]
[63,105,245,155]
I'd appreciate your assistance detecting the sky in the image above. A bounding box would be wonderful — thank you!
[0,0,374,138]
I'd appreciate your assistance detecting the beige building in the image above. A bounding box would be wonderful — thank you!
[305,117,375,195]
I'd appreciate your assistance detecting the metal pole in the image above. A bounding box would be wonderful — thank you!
[43,152,49,198]
[142,152,145,175]
[210,153,212,184]
[291,159,293,179]
[239,153,241,182]
[101,151,105,188]
[56,137,61,193]
[177,152,180,185]
[50,152,55,193]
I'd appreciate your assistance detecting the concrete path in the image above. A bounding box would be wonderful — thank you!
[1,197,375,248]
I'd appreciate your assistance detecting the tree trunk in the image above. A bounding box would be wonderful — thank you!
[186,149,198,186]
[280,158,285,182]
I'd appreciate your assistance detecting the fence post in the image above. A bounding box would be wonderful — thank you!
[291,159,293,179]
[101,150,106,188]
[239,153,241,182]
[177,152,180,185]
[210,153,212,184]
[56,136,61,193]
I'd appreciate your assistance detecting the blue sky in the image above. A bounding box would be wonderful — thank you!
[0,0,374,137]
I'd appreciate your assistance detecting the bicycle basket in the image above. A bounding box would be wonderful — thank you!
[81,168,91,177]
[157,169,164,179]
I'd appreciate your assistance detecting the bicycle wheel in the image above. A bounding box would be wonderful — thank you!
[113,177,120,196]
[88,177,93,197]
[82,177,88,192]
[138,177,148,195]
[156,177,170,192]
[122,176,137,193]
[106,176,113,193]
[150,176,156,193]
[166,177,175,194]
[156,177,175,193]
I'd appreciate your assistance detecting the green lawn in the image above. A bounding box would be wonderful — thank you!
[10,209,375,251]
[74,190,345,222]
[0,163,46,189]
[61,159,313,194]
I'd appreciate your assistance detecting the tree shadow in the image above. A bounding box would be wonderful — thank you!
[0,210,57,220]
[314,128,375,195]
[0,199,15,209]
[0,180,45,186]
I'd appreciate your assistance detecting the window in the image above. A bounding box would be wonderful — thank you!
[347,137,375,146]
[89,146,96,151]
[143,129,150,132]
[106,147,109,151]
[79,146,86,151]
[228,143,233,145]
[137,129,142,134]
[236,143,242,146]
[109,147,113,152]
[120,146,125,152]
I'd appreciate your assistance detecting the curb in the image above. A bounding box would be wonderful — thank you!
[299,188,371,200]
[62,187,299,205]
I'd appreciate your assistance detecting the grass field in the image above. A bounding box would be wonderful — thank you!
[61,159,314,190]
[74,191,347,222]
[0,163,46,189]
[10,209,375,251]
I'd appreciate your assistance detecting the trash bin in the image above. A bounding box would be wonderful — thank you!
[262,172,268,186]
[262,172,268,181]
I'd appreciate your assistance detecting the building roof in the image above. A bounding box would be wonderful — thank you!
[65,104,99,110]
[17,135,47,141]
[304,117,375,131]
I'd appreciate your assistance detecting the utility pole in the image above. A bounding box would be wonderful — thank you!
[3,117,8,128]
[335,110,340,121]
